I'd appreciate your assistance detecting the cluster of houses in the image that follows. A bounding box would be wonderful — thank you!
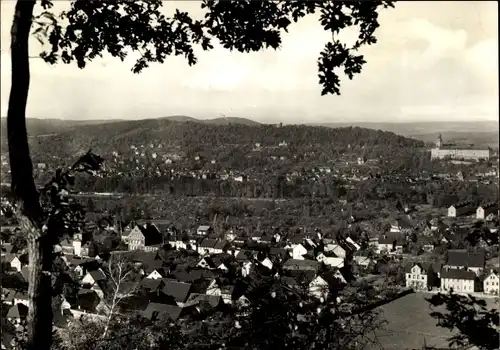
[1,221,372,341]
[2,204,498,347]
[447,201,498,219]
[405,250,499,295]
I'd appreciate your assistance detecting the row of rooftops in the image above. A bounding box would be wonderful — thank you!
[405,249,495,281]
[451,201,498,209]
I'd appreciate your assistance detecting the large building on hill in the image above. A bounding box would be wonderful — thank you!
[431,134,491,160]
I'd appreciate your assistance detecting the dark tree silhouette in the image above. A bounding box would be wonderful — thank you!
[426,292,500,350]
[7,1,394,349]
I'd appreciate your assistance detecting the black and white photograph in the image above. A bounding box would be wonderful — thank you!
[1,1,499,349]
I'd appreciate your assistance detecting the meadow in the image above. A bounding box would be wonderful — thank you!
[371,292,499,350]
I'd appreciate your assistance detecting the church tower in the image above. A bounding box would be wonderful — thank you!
[436,134,443,148]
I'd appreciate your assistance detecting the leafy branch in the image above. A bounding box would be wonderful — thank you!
[31,0,395,95]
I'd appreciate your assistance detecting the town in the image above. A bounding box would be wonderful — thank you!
[1,0,499,349]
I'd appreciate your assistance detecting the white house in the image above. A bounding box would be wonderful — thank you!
[308,276,330,300]
[197,257,213,269]
[198,239,218,256]
[316,253,344,268]
[124,226,145,251]
[291,244,308,260]
[440,269,476,293]
[346,237,361,251]
[405,263,430,290]
[324,244,346,258]
[308,271,347,300]
[82,269,106,286]
[217,263,229,272]
[233,176,244,182]
[241,261,252,277]
[197,225,213,236]
[260,257,273,270]
[73,236,82,257]
[448,202,474,218]
[353,254,372,267]
[146,269,165,280]
[4,255,21,272]
[206,280,234,304]
[483,271,499,295]
[477,203,498,220]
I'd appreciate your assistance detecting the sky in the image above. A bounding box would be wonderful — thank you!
[0,1,498,124]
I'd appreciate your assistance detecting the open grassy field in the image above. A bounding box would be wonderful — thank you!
[369,292,499,350]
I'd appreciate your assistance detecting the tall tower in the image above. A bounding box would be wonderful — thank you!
[436,133,443,148]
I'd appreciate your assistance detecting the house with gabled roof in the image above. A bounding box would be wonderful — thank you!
[198,238,218,256]
[353,251,373,268]
[2,254,21,272]
[259,256,273,270]
[376,234,405,255]
[290,243,308,260]
[441,269,477,293]
[448,201,475,217]
[316,252,344,269]
[444,249,485,276]
[161,279,192,306]
[146,268,168,280]
[123,225,146,251]
[140,278,166,293]
[250,231,263,242]
[141,302,183,322]
[2,289,28,307]
[6,303,28,325]
[483,270,499,295]
[235,249,257,262]
[258,234,273,244]
[287,234,306,247]
[197,225,213,236]
[212,240,230,254]
[323,243,347,258]
[405,262,441,290]
[283,259,320,274]
[205,279,235,304]
[345,236,361,251]
[309,270,346,300]
[477,202,498,220]
[184,293,222,310]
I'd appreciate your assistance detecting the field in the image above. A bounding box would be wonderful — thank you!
[370,293,499,350]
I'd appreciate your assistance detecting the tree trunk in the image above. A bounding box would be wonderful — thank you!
[8,1,54,349]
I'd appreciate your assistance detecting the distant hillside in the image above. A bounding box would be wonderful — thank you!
[0,117,122,137]
[409,131,499,149]
[314,121,499,148]
[312,121,499,135]
[164,115,261,126]
[164,115,199,122]
[23,118,424,160]
[0,115,260,138]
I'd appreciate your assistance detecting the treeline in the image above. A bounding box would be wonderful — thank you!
[74,175,349,199]
[73,172,498,206]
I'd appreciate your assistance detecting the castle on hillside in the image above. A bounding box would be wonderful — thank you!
[430,134,491,160]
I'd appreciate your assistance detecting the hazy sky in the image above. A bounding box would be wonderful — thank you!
[1,1,498,123]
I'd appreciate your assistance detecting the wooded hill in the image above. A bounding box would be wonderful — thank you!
[21,118,424,160]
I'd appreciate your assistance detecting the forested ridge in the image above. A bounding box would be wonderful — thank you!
[24,120,424,159]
